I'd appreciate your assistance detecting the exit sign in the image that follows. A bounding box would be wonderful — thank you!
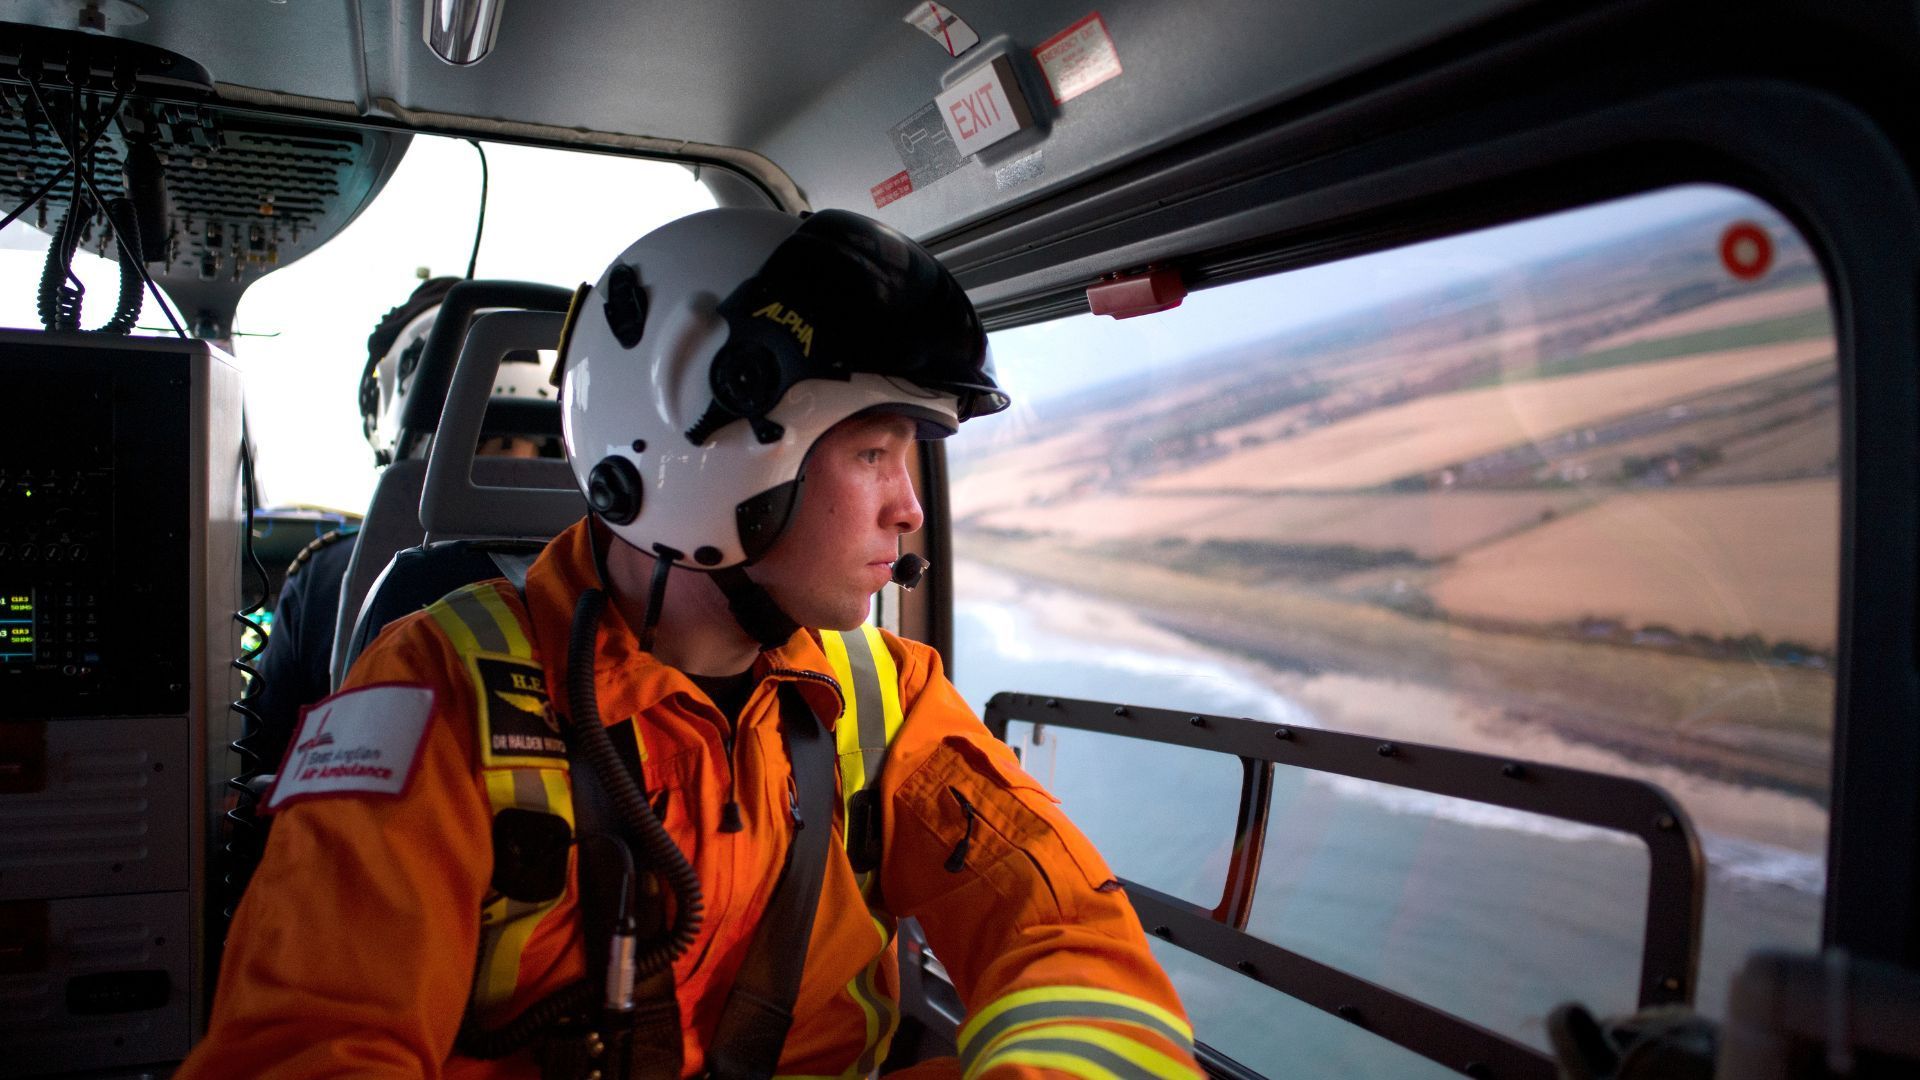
[934,55,1034,156]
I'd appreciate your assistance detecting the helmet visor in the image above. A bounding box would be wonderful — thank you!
[699,210,1009,443]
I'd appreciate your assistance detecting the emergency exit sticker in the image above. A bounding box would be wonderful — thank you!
[1033,12,1122,104]
[935,55,1034,156]
[905,2,979,58]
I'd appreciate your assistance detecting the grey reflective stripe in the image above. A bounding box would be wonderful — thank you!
[445,587,508,653]
[844,631,887,785]
[512,766,547,808]
[962,1002,1195,1074]
[976,1037,1168,1080]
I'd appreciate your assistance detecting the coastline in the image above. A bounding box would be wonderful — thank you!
[953,554,1830,861]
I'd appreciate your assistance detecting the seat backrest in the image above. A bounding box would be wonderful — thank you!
[390,280,576,460]
[332,308,588,687]
[417,310,586,544]
[342,538,547,671]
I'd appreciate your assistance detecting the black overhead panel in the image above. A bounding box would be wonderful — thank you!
[1,20,411,337]
[0,99,406,337]
[138,111,407,336]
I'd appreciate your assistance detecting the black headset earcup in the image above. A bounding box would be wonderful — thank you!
[602,262,648,349]
[587,456,644,524]
[710,342,782,416]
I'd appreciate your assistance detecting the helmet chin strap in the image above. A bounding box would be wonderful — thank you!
[640,547,677,654]
[587,517,675,654]
[593,517,798,651]
[711,566,801,649]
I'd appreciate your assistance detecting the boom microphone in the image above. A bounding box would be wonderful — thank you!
[890,552,928,590]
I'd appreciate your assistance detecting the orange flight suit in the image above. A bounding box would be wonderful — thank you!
[182,519,1200,1080]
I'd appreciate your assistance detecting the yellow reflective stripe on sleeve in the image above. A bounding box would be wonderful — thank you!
[958,987,1194,1068]
[969,1025,1198,1080]
[444,587,510,652]
[429,582,532,660]
[971,1050,1117,1080]
[846,913,898,1077]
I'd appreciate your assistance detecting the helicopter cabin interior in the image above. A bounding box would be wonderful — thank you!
[3,1,1920,1077]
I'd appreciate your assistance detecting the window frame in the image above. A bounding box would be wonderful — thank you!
[926,74,1920,973]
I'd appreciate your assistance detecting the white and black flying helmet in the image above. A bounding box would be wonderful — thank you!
[559,207,1008,571]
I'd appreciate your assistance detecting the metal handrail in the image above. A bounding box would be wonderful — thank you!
[983,691,1707,1080]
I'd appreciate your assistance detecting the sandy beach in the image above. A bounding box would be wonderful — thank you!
[953,558,1830,859]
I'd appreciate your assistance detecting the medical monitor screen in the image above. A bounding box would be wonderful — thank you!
[3,588,35,665]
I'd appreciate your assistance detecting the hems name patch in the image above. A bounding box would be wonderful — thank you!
[265,685,433,811]
[475,654,568,766]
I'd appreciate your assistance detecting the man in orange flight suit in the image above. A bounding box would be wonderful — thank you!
[184,208,1201,1080]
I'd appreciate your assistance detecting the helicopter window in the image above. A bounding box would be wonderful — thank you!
[948,183,1836,1072]
[229,136,714,511]
[1151,940,1465,1078]
[0,216,181,332]
[1003,719,1243,909]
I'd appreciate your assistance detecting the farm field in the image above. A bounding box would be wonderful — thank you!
[971,489,1596,560]
[959,536,1834,792]
[1136,340,1833,493]
[1693,412,1839,483]
[950,195,1843,799]
[1426,479,1839,649]
[1581,282,1829,352]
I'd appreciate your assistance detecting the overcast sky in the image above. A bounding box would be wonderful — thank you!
[987,184,1770,406]
[0,135,715,511]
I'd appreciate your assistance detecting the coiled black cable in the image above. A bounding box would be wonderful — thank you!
[36,194,89,330]
[35,78,91,332]
[100,197,144,334]
[20,81,147,334]
[20,74,183,338]
[221,424,275,927]
[565,587,704,974]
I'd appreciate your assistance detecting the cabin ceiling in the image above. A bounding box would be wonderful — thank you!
[1,0,1541,240]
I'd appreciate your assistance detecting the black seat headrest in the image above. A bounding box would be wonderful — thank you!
[345,538,548,671]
